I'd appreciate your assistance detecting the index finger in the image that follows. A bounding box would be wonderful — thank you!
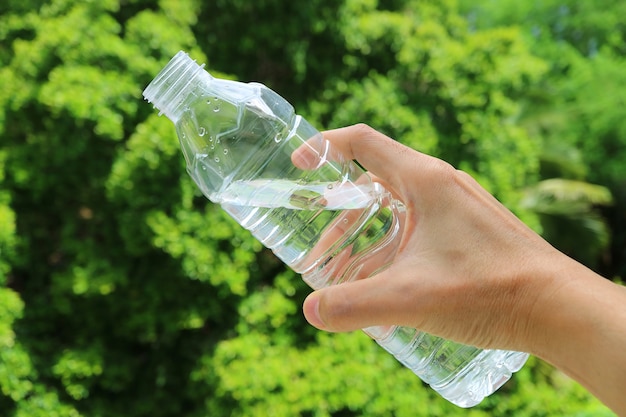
[320,124,423,193]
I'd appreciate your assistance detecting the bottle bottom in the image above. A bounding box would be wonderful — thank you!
[431,349,528,408]
[370,325,529,407]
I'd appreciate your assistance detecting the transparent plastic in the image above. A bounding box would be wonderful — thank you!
[143,51,529,407]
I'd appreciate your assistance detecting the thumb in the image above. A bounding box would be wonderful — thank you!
[302,275,405,332]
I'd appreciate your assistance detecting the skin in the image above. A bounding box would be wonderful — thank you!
[299,124,626,415]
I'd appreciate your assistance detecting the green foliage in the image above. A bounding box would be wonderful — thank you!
[0,289,31,402]
[460,0,626,275]
[52,347,104,400]
[0,0,619,416]
[0,153,16,287]
[307,0,548,215]
[522,179,613,266]
[460,0,626,57]
[523,179,613,216]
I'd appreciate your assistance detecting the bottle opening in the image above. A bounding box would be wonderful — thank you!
[143,51,207,121]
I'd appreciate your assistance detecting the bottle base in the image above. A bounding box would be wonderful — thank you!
[432,350,529,408]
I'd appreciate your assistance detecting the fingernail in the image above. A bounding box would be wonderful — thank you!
[304,294,325,329]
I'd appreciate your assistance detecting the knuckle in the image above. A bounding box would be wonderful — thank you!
[350,123,377,137]
[454,168,474,182]
[348,123,390,160]
[423,157,457,184]
[350,123,388,147]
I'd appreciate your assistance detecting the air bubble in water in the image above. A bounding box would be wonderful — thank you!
[198,127,206,136]
[274,132,283,143]
[223,149,229,155]
[214,157,220,162]
[213,104,220,112]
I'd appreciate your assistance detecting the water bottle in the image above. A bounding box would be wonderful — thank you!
[142,51,528,407]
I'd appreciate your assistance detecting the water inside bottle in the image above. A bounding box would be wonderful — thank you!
[213,178,397,285]
[215,179,377,210]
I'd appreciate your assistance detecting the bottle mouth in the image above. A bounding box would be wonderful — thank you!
[143,51,206,121]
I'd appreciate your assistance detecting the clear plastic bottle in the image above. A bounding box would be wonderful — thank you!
[142,51,529,407]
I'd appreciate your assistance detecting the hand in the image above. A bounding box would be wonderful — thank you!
[299,124,626,415]
[300,124,590,351]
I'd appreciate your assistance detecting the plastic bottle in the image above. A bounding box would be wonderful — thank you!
[142,51,529,407]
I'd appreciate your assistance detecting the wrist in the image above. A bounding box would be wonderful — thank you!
[521,253,600,359]
[521,253,626,414]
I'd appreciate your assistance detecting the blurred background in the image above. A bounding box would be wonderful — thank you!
[0,0,624,415]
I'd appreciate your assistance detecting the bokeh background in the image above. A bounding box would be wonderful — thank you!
[0,0,624,415]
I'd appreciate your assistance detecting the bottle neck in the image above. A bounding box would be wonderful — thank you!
[143,51,211,122]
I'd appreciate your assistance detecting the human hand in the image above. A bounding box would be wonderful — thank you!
[297,124,626,415]
[300,124,569,352]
